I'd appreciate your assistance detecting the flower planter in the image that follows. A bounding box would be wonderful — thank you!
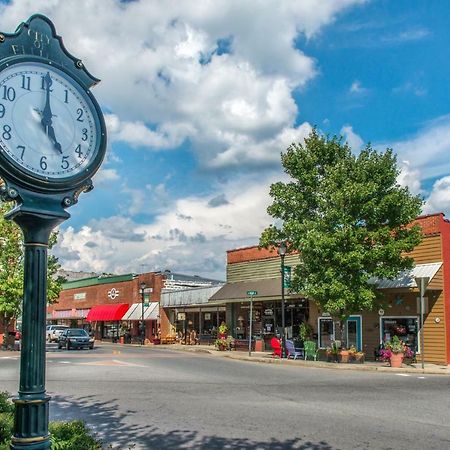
[339,350,350,363]
[389,352,404,368]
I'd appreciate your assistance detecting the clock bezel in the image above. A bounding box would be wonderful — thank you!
[0,55,106,193]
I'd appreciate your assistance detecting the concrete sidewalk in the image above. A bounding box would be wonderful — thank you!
[152,343,450,375]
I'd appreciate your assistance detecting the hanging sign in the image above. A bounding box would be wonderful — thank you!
[283,266,291,288]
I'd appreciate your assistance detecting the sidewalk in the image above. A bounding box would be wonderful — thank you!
[151,343,450,375]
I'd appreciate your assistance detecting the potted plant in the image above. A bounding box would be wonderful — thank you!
[298,322,312,346]
[379,335,413,368]
[215,337,228,351]
[218,322,228,339]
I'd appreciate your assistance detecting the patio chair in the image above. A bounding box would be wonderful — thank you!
[270,337,282,358]
[285,339,302,360]
[304,340,318,361]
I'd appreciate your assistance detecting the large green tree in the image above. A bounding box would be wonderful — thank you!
[260,130,423,342]
[0,202,64,333]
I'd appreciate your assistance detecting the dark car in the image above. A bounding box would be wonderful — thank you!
[58,328,94,350]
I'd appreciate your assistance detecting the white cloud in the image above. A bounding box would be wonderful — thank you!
[54,173,280,279]
[397,161,422,195]
[340,125,364,152]
[0,0,362,170]
[349,80,368,94]
[382,115,450,180]
[423,176,450,215]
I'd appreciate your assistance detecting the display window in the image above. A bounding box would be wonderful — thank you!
[380,317,418,352]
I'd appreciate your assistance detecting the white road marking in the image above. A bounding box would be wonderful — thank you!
[418,376,426,379]
[396,373,411,377]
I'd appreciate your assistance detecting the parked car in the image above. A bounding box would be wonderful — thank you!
[58,328,94,350]
[46,324,69,342]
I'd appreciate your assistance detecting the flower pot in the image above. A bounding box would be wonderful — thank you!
[339,350,350,363]
[390,352,404,368]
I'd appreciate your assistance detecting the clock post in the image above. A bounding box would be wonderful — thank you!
[0,15,106,450]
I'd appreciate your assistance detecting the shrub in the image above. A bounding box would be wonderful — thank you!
[50,420,102,450]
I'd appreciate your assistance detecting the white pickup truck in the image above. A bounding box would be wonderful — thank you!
[46,325,69,342]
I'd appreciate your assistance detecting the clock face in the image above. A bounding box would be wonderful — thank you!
[0,60,101,182]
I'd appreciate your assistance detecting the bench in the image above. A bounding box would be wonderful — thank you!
[198,334,214,345]
[160,336,176,344]
[232,339,255,351]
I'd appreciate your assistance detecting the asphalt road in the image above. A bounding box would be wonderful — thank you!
[1,343,450,450]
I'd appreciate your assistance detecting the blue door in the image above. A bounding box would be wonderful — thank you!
[346,316,362,351]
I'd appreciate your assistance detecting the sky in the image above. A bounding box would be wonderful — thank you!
[0,0,449,281]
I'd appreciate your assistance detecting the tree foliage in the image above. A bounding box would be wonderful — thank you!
[0,202,64,330]
[260,129,423,320]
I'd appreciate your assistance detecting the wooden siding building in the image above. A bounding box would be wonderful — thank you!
[210,213,450,364]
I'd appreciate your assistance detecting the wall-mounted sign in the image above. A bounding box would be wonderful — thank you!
[264,309,273,316]
[177,312,186,321]
[378,309,385,316]
[204,313,211,320]
[74,292,86,300]
[107,288,120,300]
[322,312,331,317]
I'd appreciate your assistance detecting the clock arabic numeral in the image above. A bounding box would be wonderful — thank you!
[40,156,47,171]
[82,128,88,141]
[64,90,69,104]
[0,104,5,118]
[17,145,25,160]
[75,144,83,158]
[2,86,15,102]
[41,76,45,90]
[61,155,69,169]
[2,124,11,140]
[21,75,31,91]
[76,108,84,122]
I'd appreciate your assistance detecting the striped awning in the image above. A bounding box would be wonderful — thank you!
[122,302,159,321]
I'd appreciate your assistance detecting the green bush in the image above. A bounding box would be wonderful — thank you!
[49,421,102,450]
[0,392,104,450]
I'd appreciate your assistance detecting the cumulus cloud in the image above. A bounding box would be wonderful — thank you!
[340,125,364,152]
[0,0,361,171]
[423,176,450,215]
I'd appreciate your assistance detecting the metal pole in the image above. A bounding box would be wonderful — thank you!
[420,278,425,370]
[248,295,253,357]
[141,288,145,345]
[8,210,68,450]
[281,253,286,358]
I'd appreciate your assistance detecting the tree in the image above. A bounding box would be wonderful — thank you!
[0,202,64,334]
[260,129,423,345]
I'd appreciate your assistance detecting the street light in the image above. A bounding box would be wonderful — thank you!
[278,241,287,358]
[414,276,429,370]
[140,281,146,345]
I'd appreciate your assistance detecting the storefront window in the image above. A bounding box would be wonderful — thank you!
[318,317,334,348]
[381,317,418,352]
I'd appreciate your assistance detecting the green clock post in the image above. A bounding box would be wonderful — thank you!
[0,15,106,449]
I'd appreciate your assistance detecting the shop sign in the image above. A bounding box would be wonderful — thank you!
[204,313,211,320]
[108,288,120,300]
[283,266,291,288]
[177,312,186,321]
[378,309,385,316]
[264,308,273,316]
[322,312,331,317]
[74,292,86,301]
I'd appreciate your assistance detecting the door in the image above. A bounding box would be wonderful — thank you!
[346,316,362,351]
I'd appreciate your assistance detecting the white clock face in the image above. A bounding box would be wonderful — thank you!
[0,61,99,180]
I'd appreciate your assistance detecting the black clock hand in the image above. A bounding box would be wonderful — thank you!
[41,72,62,154]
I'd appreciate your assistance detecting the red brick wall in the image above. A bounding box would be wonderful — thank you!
[47,272,165,315]
[227,246,281,264]
[411,213,443,236]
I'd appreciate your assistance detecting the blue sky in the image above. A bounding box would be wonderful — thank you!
[1,0,449,279]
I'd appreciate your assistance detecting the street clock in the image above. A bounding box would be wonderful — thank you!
[0,15,107,450]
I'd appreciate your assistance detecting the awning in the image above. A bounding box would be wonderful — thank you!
[370,262,443,289]
[86,304,129,322]
[161,285,224,308]
[208,278,286,304]
[122,302,159,321]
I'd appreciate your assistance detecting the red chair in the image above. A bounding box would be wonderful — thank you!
[270,337,282,358]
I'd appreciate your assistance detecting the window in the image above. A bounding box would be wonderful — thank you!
[318,317,334,348]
